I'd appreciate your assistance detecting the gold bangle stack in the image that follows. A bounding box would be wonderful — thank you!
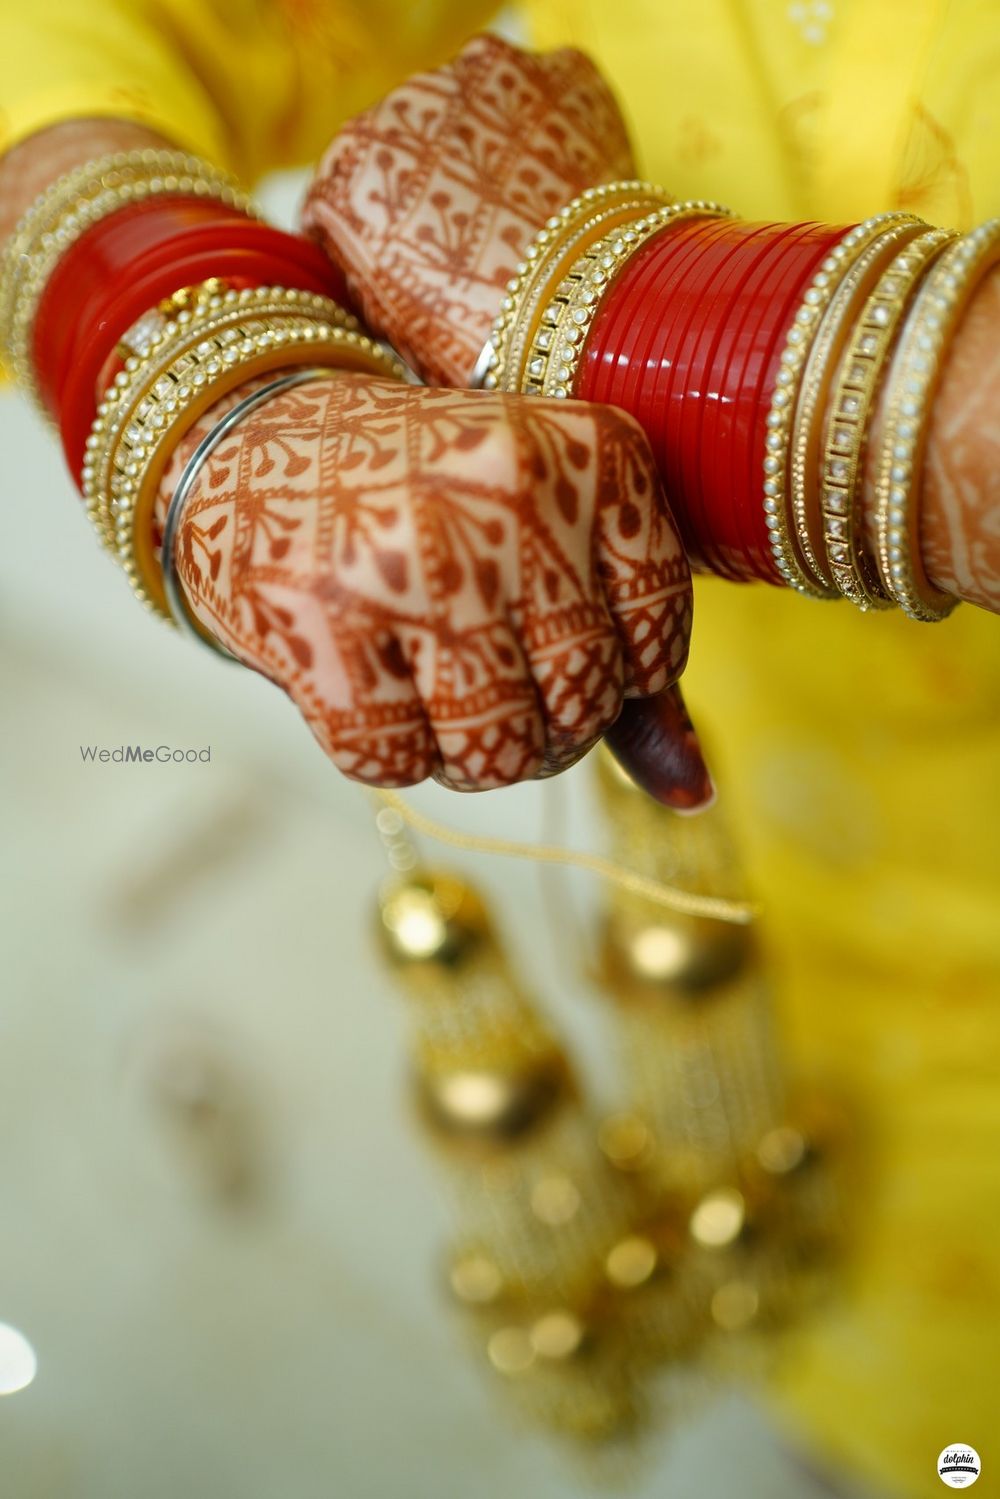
[874,218,1000,620]
[786,218,925,594]
[0,149,256,406]
[763,212,924,597]
[819,227,955,609]
[81,283,406,620]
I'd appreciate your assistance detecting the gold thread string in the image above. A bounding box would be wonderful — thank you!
[371,789,759,926]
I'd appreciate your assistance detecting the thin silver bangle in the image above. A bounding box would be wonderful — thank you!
[469,338,496,390]
[161,367,335,659]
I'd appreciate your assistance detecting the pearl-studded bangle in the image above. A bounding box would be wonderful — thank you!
[874,219,1000,621]
[81,284,406,620]
[762,213,923,598]
[0,149,255,406]
[820,227,954,610]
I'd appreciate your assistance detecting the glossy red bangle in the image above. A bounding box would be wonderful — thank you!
[37,201,349,422]
[579,218,850,582]
[35,198,350,480]
[656,222,780,578]
[677,226,791,578]
[37,199,239,419]
[711,224,846,580]
[580,218,735,567]
[697,224,819,579]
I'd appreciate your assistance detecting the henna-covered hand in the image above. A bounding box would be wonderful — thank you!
[158,373,709,803]
[301,33,635,387]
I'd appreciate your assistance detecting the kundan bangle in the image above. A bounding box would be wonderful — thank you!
[820,227,954,610]
[785,216,925,593]
[762,213,923,596]
[161,366,336,657]
[874,218,1000,620]
[81,285,405,619]
[475,180,675,391]
[0,150,254,405]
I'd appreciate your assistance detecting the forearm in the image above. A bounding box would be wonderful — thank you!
[913,267,1000,613]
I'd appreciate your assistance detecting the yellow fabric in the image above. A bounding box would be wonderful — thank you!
[1,0,999,1493]
[522,2,1000,1494]
[0,0,494,180]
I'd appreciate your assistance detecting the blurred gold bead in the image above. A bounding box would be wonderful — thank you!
[378,870,489,967]
[601,913,753,995]
[690,1187,746,1249]
[597,1112,654,1171]
[757,1125,809,1176]
[605,1234,658,1289]
[530,1173,581,1226]
[530,1311,585,1361]
[450,1254,504,1305]
[488,1327,535,1376]
[710,1279,760,1332]
[418,1055,567,1144]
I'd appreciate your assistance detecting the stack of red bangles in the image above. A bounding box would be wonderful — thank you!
[479,183,1000,619]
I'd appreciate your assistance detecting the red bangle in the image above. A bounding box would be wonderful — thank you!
[34,198,350,480]
[579,217,851,582]
[656,222,779,578]
[37,199,239,419]
[696,224,818,579]
[711,224,847,580]
[580,218,735,567]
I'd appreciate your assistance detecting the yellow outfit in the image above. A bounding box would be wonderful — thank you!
[2,2,998,1493]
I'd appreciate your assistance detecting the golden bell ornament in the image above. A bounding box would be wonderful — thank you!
[377,869,491,969]
[416,1051,572,1147]
[599,909,754,998]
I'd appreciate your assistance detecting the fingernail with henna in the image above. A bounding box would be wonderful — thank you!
[604,684,716,811]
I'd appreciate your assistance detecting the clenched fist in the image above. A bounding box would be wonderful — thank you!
[159,372,708,801]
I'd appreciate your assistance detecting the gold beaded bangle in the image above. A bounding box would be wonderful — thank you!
[480,181,675,391]
[820,228,954,610]
[523,201,733,400]
[763,213,924,597]
[0,149,255,404]
[874,219,1000,620]
[82,286,405,619]
[83,285,356,548]
[786,217,925,594]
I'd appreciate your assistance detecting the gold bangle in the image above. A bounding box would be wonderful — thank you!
[482,181,674,391]
[82,286,404,619]
[874,218,1000,620]
[83,285,357,548]
[820,228,954,610]
[524,201,733,399]
[0,149,255,405]
[763,213,924,597]
[787,218,925,593]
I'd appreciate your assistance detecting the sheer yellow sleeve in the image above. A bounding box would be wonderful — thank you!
[0,0,496,181]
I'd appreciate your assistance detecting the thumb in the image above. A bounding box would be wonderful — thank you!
[604,684,715,811]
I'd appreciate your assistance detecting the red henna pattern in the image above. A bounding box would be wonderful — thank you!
[302,34,635,386]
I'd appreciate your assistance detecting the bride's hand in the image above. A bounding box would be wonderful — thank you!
[161,372,710,805]
[302,33,635,386]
